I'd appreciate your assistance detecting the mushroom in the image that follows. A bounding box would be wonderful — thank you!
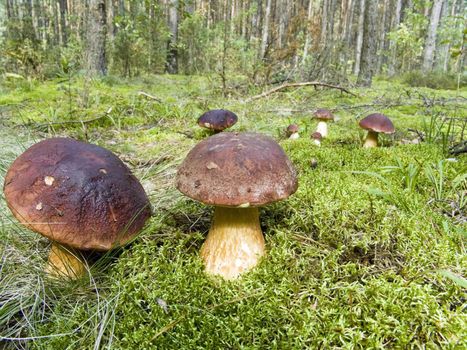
[286,124,300,139]
[359,113,395,148]
[197,109,238,133]
[311,132,322,146]
[3,138,151,278]
[313,109,334,138]
[176,132,297,279]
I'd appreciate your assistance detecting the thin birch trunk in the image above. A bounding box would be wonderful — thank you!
[422,0,444,72]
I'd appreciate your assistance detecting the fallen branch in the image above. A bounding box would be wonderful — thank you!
[137,91,162,102]
[244,81,357,103]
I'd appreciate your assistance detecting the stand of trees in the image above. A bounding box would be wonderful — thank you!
[0,0,465,86]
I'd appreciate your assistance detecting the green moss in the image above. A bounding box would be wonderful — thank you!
[0,76,465,349]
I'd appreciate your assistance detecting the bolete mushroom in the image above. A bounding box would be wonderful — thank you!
[359,113,395,148]
[313,109,334,138]
[198,109,238,133]
[3,138,151,278]
[176,132,297,279]
[286,124,300,139]
[311,132,322,146]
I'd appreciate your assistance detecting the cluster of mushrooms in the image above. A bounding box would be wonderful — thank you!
[3,108,396,280]
[284,108,396,148]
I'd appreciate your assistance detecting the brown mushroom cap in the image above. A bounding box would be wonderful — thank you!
[3,138,151,251]
[176,132,298,207]
[311,132,322,140]
[314,109,334,121]
[198,109,238,131]
[286,124,299,134]
[359,113,395,134]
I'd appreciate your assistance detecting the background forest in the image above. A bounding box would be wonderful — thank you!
[1,0,466,88]
[0,1,466,349]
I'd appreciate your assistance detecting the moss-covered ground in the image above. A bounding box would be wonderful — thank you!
[0,75,466,349]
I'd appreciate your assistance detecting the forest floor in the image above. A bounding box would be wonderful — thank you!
[0,75,466,349]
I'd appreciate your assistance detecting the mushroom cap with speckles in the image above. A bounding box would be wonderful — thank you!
[3,138,151,251]
[197,109,238,131]
[311,132,322,140]
[176,132,298,207]
[359,113,395,134]
[314,109,334,121]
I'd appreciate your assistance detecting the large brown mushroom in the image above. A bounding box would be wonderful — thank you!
[176,132,297,280]
[3,138,151,278]
[198,109,238,133]
[313,109,334,138]
[359,113,395,148]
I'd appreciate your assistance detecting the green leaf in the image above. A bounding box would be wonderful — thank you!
[438,270,467,288]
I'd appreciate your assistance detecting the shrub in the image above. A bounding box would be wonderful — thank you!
[402,70,466,90]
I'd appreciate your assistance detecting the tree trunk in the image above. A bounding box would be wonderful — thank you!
[357,0,377,86]
[440,0,457,72]
[302,0,315,63]
[422,0,443,72]
[58,0,68,45]
[353,0,365,75]
[166,0,179,73]
[86,0,107,76]
[388,0,402,76]
[259,0,272,59]
[376,0,390,74]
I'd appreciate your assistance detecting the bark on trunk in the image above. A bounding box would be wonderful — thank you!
[422,0,444,72]
[302,0,315,63]
[388,0,403,76]
[58,0,68,45]
[357,0,377,86]
[353,0,365,75]
[259,0,272,59]
[166,0,179,73]
[86,0,107,76]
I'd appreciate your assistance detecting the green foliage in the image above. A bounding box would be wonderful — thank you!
[111,11,169,77]
[387,14,426,72]
[402,70,466,90]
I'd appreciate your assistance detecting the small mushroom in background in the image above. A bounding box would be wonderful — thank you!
[286,124,300,139]
[311,132,322,146]
[310,158,318,169]
[176,132,298,280]
[197,109,238,133]
[313,109,334,138]
[3,138,151,279]
[359,113,395,148]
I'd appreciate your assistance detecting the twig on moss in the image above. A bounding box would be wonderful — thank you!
[137,91,162,102]
[244,82,357,103]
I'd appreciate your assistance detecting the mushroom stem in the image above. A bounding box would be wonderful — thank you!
[316,121,328,138]
[45,243,86,279]
[313,139,321,147]
[289,132,300,140]
[363,130,379,148]
[200,206,265,280]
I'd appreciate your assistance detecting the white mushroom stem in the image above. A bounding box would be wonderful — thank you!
[289,132,300,140]
[200,206,265,280]
[313,139,321,147]
[45,243,86,279]
[363,130,379,148]
[316,121,329,138]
